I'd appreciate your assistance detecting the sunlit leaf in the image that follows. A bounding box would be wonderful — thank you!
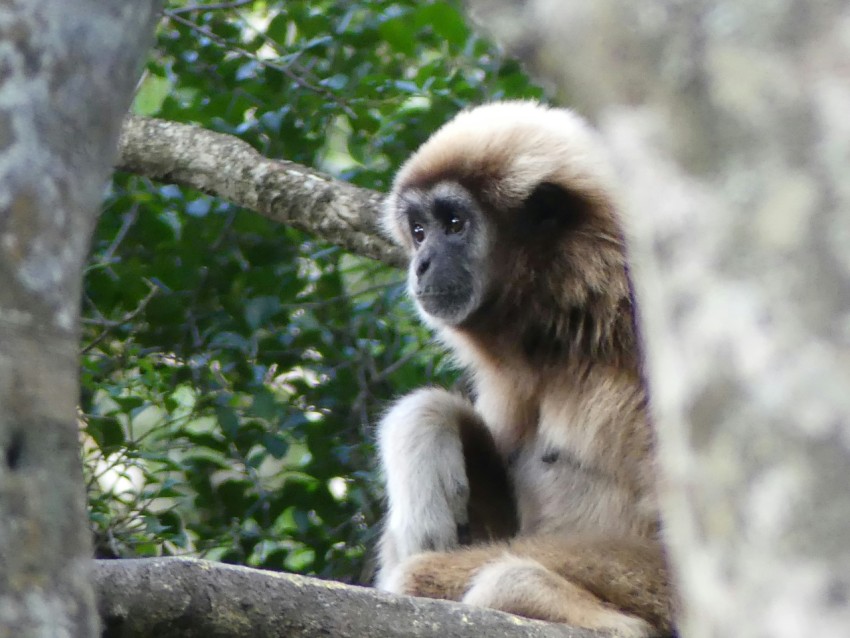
[133,73,172,116]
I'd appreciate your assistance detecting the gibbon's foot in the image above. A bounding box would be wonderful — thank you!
[463,556,655,637]
[375,388,474,587]
[380,549,477,601]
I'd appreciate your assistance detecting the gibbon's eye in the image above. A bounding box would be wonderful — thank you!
[447,215,465,234]
[411,222,426,244]
[433,196,467,235]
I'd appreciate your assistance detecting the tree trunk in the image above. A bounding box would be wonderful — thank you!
[465,1,850,637]
[0,1,161,636]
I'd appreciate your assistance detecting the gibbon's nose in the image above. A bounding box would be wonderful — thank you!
[416,256,431,278]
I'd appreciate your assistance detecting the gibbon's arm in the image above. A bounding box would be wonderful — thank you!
[376,387,516,590]
[458,405,518,542]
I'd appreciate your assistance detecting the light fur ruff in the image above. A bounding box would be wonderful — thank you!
[376,101,674,637]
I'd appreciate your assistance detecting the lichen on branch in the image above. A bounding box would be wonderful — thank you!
[116,115,406,268]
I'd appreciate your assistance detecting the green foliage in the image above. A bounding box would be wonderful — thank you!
[81,0,542,583]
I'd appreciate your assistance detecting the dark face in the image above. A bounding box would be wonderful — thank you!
[399,182,492,326]
[397,179,597,329]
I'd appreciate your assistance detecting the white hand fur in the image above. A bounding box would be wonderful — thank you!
[375,388,473,590]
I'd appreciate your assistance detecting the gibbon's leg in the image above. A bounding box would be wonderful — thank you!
[375,387,515,590]
[463,557,655,638]
[389,536,673,637]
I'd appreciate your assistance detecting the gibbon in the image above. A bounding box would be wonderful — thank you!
[375,101,674,637]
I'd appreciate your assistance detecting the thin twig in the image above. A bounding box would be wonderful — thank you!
[370,347,423,386]
[81,281,160,355]
[280,280,400,311]
[168,0,254,15]
[163,11,357,118]
[85,204,140,278]
[134,68,150,97]
[101,205,139,266]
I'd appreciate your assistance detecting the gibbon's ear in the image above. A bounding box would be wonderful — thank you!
[521,182,589,236]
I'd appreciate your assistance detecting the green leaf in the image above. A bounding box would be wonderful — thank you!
[378,16,415,56]
[216,479,253,518]
[144,515,169,535]
[244,296,281,330]
[215,406,240,439]
[415,4,469,47]
[114,396,145,412]
[262,433,289,459]
[133,73,172,116]
[86,415,125,449]
[249,389,278,420]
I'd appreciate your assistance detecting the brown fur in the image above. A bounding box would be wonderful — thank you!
[377,102,674,637]
[400,536,673,634]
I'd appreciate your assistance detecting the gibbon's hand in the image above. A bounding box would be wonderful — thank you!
[377,389,472,578]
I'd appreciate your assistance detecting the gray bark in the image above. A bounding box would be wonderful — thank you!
[117,115,405,268]
[94,557,599,638]
[465,2,850,637]
[0,1,161,637]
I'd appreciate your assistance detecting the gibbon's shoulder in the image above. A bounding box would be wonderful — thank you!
[389,101,616,208]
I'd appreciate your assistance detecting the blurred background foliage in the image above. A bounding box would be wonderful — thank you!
[81,0,542,584]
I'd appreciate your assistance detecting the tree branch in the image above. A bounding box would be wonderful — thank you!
[116,115,406,267]
[94,557,600,638]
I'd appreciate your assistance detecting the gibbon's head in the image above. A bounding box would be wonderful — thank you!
[383,101,629,346]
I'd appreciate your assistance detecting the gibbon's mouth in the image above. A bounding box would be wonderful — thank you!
[415,286,475,323]
[416,284,468,297]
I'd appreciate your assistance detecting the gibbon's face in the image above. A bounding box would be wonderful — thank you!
[396,178,588,327]
[397,181,492,326]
